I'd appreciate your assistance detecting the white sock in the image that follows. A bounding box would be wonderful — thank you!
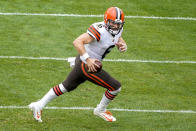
[96,88,121,112]
[97,94,111,111]
[38,84,67,109]
[38,88,57,109]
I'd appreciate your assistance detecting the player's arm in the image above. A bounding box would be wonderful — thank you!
[73,33,93,55]
[73,33,99,72]
[116,37,127,52]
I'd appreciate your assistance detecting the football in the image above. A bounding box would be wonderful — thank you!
[94,60,102,72]
[86,60,102,73]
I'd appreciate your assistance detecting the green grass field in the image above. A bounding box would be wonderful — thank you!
[0,0,196,131]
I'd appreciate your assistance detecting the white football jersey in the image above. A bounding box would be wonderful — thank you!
[85,21,123,61]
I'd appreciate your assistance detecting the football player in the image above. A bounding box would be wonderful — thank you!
[29,7,127,122]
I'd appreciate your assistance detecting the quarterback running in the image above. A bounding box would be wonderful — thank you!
[29,7,127,122]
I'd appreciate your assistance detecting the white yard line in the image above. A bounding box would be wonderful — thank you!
[0,106,195,114]
[0,56,67,61]
[0,56,196,64]
[0,12,196,21]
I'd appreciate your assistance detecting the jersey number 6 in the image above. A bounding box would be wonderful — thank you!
[102,45,115,59]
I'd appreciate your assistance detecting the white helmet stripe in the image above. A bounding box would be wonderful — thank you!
[115,7,121,20]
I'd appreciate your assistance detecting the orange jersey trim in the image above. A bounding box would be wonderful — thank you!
[88,25,100,41]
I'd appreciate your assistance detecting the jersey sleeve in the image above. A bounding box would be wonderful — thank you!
[87,24,101,41]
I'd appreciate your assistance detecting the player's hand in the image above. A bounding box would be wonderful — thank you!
[86,58,100,72]
[116,42,127,52]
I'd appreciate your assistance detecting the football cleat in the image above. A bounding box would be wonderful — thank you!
[28,102,43,122]
[94,108,116,122]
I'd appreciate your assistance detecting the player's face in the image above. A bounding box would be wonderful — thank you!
[109,20,122,31]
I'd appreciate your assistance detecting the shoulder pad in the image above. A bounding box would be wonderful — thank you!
[87,22,102,41]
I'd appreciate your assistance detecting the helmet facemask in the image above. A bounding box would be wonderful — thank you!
[106,19,124,35]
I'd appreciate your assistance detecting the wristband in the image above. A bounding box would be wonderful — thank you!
[80,53,90,64]
[82,53,90,60]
